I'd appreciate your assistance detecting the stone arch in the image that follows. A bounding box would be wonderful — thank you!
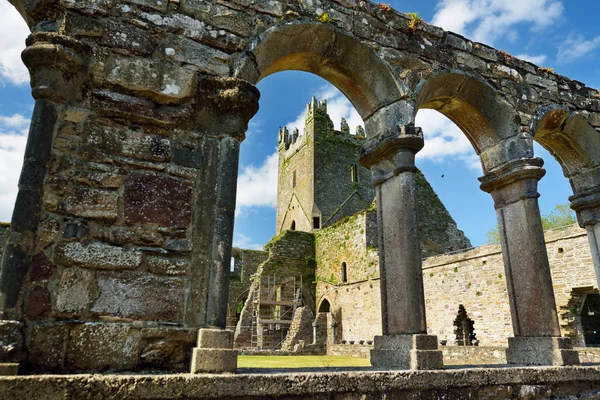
[531,105,600,193]
[415,70,525,172]
[234,21,407,119]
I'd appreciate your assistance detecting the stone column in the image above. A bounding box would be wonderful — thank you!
[189,78,259,374]
[0,33,90,375]
[360,120,442,370]
[480,158,579,366]
[570,189,600,292]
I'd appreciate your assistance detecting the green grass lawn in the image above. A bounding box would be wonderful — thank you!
[237,355,371,369]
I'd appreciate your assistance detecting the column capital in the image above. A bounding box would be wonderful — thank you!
[479,158,545,207]
[359,124,424,168]
[21,32,91,102]
[195,77,260,142]
[569,188,600,227]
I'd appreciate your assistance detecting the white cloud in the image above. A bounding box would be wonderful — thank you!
[557,34,600,63]
[431,0,563,46]
[0,113,30,222]
[285,85,364,135]
[233,233,264,250]
[236,151,278,215]
[415,109,482,173]
[0,2,30,85]
[514,53,547,65]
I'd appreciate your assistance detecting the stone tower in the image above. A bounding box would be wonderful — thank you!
[276,97,373,233]
[275,97,472,254]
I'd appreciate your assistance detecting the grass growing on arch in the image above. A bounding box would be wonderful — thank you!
[237,355,371,369]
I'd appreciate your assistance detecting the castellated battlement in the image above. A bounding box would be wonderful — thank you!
[278,97,367,159]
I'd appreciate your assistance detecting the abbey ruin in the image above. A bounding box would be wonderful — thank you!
[227,99,600,363]
[3,0,600,397]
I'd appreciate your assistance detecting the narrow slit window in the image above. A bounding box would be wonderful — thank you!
[350,164,358,183]
[292,170,297,187]
[342,262,347,283]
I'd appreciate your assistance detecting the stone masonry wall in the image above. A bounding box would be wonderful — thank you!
[234,230,316,348]
[227,248,268,327]
[0,223,8,264]
[317,224,597,347]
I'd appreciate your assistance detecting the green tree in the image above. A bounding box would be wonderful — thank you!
[485,203,577,244]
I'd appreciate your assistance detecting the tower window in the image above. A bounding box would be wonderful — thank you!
[342,262,347,283]
[350,164,358,183]
[313,217,320,229]
[292,170,296,187]
[291,220,296,230]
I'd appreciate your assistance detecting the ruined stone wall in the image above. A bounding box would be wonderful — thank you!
[0,223,8,264]
[314,169,471,290]
[317,225,597,347]
[227,248,268,327]
[234,230,316,348]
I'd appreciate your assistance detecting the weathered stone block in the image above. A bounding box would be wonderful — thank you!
[91,271,183,321]
[67,323,141,371]
[101,19,158,55]
[38,217,61,249]
[124,173,193,229]
[0,321,23,363]
[106,56,196,103]
[138,12,246,53]
[55,267,94,316]
[371,334,443,370]
[179,0,253,37]
[506,336,580,366]
[190,348,237,373]
[26,323,69,371]
[29,252,53,282]
[159,35,230,76]
[198,328,233,349]
[125,0,167,12]
[146,256,188,276]
[61,187,118,219]
[120,132,172,162]
[140,340,187,369]
[25,286,51,318]
[55,242,143,270]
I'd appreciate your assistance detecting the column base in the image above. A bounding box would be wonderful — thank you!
[370,334,443,370]
[506,337,580,366]
[190,328,237,374]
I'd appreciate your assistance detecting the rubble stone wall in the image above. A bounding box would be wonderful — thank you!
[317,225,597,347]
[0,223,8,263]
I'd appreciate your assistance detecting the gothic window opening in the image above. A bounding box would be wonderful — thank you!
[350,164,358,183]
[319,298,331,313]
[453,304,476,346]
[291,220,296,230]
[582,293,600,347]
[292,170,296,188]
[342,262,347,283]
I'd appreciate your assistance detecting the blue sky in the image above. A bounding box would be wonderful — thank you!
[1,0,600,249]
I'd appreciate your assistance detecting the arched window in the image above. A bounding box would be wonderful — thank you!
[341,262,347,283]
[291,220,296,230]
[319,299,331,313]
